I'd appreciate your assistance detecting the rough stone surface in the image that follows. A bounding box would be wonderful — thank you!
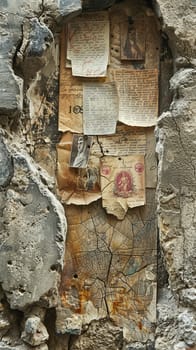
[156,33,196,350]
[21,316,49,346]
[154,0,196,58]
[0,0,195,349]
[0,342,48,350]
[69,319,123,350]
[0,150,66,309]
[0,136,13,187]
[16,18,54,81]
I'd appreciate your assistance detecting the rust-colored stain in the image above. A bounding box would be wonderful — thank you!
[59,200,157,341]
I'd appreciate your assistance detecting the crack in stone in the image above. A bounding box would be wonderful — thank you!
[172,116,196,177]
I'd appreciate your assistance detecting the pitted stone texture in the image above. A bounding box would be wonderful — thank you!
[21,316,49,346]
[0,342,48,350]
[0,136,13,187]
[156,0,196,58]
[70,319,123,350]
[56,308,82,335]
[0,150,66,310]
[125,343,155,350]
[156,287,179,350]
[16,18,54,80]
[156,288,196,350]
[156,66,196,348]
[0,0,81,19]
[0,309,10,338]
[156,68,196,294]
[179,288,196,308]
[0,23,23,115]
[178,311,196,347]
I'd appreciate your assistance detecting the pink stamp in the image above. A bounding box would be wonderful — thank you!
[101,166,111,176]
[135,162,144,173]
[114,171,133,198]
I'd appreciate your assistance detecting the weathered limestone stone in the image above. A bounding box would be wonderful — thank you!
[155,287,179,349]
[154,0,196,58]
[0,136,13,187]
[70,319,123,350]
[0,150,66,309]
[0,19,23,115]
[180,288,196,308]
[156,288,196,350]
[124,342,154,350]
[178,311,196,347]
[21,316,49,346]
[56,308,83,335]
[16,18,54,80]
[156,14,196,348]
[156,68,196,294]
[0,342,48,350]
[0,308,10,337]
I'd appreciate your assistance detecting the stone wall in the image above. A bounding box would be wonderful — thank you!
[0,0,195,349]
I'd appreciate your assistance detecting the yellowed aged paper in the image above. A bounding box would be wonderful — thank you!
[114,69,159,127]
[58,68,83,133]
[57,133,101,205]
[83,82,118,135]
[58,27,83,133]
[91,125,146,156]
[67,12,109,77]
[101,155,145,220]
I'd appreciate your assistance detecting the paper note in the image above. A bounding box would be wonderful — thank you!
[83,82,118,135]
[57,133,101,205]
[114,69,158,127]
[91,125,146,156]
[67,12,109,77]
[101,155,145,219]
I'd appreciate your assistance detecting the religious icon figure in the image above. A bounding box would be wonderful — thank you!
[120,17,145,61]
[114,170,133,198]
[70,135,92,168]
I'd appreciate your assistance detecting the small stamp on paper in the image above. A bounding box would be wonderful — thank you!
[114,171,133,198]
[135,162,144,173]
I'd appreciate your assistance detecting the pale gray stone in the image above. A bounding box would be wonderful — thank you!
[180,288,196,308]
[56,308,82,335]
[15,18,54,80]
[70,319,123,350]
[0,137,13,187]
[0,342,48,350]
[21,316,49,346]
[156,14,196,349]
[178,311,196,346]
[0,151,66,309]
